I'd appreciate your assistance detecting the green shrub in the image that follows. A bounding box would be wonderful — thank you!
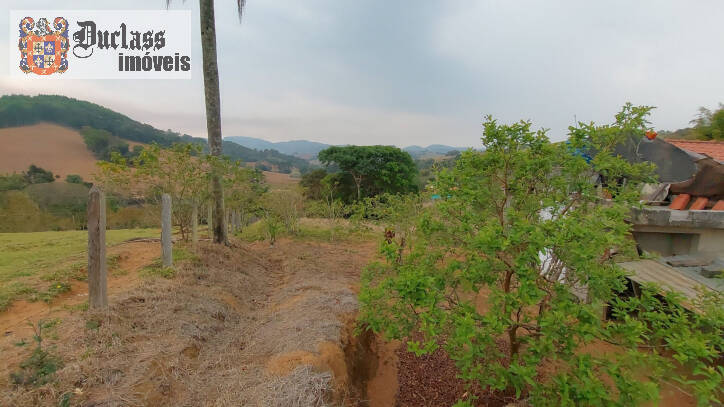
[10,320,63,386]
[0,173,27,191]
[65,174,83,184]
[23,165,54,184]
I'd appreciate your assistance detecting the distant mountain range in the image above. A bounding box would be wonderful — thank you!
[224,136,332,159]
[224,136,468,159]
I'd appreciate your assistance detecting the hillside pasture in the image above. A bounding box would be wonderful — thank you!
[0,124,98,179]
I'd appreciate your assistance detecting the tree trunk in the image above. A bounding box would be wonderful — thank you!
[191,201,198,245]
[207,203,213,237]
[200,0,227,244]
[353,174,362,201]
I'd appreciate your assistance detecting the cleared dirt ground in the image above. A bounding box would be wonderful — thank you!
[0,124,98,179]
[0,237,389,406]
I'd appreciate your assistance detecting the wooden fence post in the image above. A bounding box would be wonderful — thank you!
[191,202,198,245]
[162,194,173,267]
[207,204,213,238]
[87,186,107,309]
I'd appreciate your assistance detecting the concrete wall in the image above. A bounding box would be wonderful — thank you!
[631,207,724,256]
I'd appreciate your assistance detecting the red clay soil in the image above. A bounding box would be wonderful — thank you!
[395,342,515,407]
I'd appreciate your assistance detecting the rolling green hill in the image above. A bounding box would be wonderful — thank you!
[0,94,311,173]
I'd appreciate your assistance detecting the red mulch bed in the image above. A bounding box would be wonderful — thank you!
[395,339,518,407]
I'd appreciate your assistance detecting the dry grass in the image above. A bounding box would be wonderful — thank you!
[258,365,333,407]
[0,237,378,406]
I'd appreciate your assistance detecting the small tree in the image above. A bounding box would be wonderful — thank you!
[222,159,265,230]
[360,105,723,406]
[354,192,424,262]
[23,165,54,184]
[96,143,209,240]
[300,168,328,200]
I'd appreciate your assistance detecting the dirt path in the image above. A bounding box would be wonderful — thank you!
[1,238,393,406]
[0,240,160,389]
[0,241,159,339]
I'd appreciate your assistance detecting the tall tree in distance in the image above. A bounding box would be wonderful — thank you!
[168,0,246,243]
[200,0,225,243]
[197,0,245,243]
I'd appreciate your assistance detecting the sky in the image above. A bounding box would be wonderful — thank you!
[1,0,723,148]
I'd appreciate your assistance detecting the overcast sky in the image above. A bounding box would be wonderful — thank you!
[1,0,723,147]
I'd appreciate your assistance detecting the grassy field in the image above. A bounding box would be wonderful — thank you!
[0,228,158,310]
[237,217,378,244]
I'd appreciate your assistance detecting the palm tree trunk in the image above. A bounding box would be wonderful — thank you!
[199,0,227,244]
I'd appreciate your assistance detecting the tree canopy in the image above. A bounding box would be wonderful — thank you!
[318,145,418,202]
[359,104,723,406]
[690,104,724,140]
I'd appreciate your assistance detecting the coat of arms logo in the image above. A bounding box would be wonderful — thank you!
[18,17,69,75]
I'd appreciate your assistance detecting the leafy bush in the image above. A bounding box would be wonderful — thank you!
[360,105,723,406]
[65,174,83,184]
[0,173,27,192]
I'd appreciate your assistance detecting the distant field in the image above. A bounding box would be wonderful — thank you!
[0,228,159,310]
[0,123,98,179]
[0,123,300,185]
[262,170,299,187]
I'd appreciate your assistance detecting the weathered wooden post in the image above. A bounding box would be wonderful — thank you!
[87,186,107,309]
[161,194,173,267]
[226,209,232,233]
[207,204,213,238]
[191,201,199,245]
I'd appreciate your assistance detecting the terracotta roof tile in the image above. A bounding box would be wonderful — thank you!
[665,139,724,161]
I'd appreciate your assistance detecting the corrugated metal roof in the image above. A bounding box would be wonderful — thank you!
[618,259,717,310]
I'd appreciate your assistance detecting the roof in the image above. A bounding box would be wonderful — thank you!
[618,259,721,311]
[664,139,724,161]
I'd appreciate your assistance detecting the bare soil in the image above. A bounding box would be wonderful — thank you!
[0,123,98,179]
